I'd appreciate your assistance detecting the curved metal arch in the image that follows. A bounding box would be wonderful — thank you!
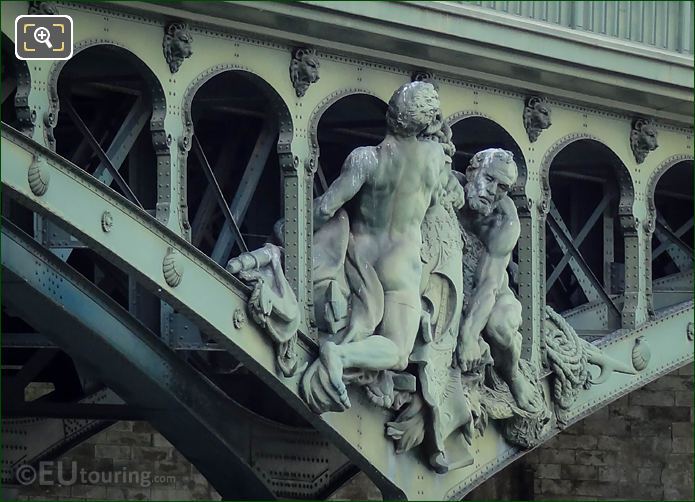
[178,65,295,239]
[539,133,635,219]
[1,32,33,136]
[306,87,386,171]
[45,39,168,156]
[180,64,294,168]
[644,153,694,232]
[445,110,529,198]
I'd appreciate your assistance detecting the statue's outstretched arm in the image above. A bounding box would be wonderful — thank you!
[460,251,510,342]
[457,201,520,371]
[313,147,376,229]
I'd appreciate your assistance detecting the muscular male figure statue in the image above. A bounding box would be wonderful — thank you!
[456,148,543,412]
[313,81,460,406]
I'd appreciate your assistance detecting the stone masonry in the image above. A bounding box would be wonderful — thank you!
[3,365,693,500]
[469,364,694,500]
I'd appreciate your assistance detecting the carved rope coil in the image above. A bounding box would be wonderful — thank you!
[543,306,590,411]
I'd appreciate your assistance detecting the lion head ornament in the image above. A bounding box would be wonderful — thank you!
[289,48,320,98]
[163,22,193,74]
[630,118,659,164]
[523,96,552,143]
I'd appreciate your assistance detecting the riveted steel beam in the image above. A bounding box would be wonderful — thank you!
[1,219,274,499]
[4,123,693,499]
[1,388,117,483]
[1,124,408,499]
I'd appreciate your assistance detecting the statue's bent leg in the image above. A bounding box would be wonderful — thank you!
[320,336,402,407]
[379,290,422,370]
[484,293,542,412]
[484,293,522,376]
[319,289,420,407]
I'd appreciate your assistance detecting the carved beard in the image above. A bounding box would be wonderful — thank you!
[464,183,493,216]
[422,112,443,136]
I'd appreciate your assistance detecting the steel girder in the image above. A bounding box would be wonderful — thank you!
[2,219,276,499]
[3,124,694,499]
[2,389,117,484]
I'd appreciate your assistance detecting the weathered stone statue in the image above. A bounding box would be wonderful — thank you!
[456,149,543,413]
[227,244,302,377]
[303,81,460,411]
[228,82,640,474]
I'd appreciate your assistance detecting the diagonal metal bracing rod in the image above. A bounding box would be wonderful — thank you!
[547,202,601,303]
[192,134,249,255]
[53,97,151,260]
[92,96,150,185]
[210,118,277,263]
[1,220,274,499]
[61,98,144,209]
[69,99,133,167]
[653,216,694,259]
[547,193,612,290]
[191,138,239,246]
[547,213,622,319]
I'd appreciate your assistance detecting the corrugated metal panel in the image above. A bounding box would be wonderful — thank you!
[460,0,693,54]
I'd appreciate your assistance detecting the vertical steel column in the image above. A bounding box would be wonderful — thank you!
[281,145,311,333]
[603,184,615,293]
[514,193,543,367]
[620,214,646,328]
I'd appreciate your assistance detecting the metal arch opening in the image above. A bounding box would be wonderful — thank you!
[545,139,632,337]
[314,93,388,194]
[186,70,286,265]
[53,44,164,211]
[650,160,693,310]
[449,116,528,191]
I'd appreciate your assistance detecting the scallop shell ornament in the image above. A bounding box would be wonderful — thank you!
[162,247,184,287]
[631,336,651,372]
[28,156,50,196]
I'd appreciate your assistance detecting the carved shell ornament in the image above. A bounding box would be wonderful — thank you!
[523,96,552,143]
[289,47,320,98]
[631,336,651,371]
[28,156,50,196]
[630,118,659,164]
[162,247,184,287]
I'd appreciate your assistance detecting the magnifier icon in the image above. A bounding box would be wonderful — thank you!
[33,27,52,49]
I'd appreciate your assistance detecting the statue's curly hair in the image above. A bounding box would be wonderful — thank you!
[386,81,439,137]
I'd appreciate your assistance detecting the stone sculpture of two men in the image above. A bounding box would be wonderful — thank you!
[303,81,541,415]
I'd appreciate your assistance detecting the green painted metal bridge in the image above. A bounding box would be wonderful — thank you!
[1,1,693,499]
